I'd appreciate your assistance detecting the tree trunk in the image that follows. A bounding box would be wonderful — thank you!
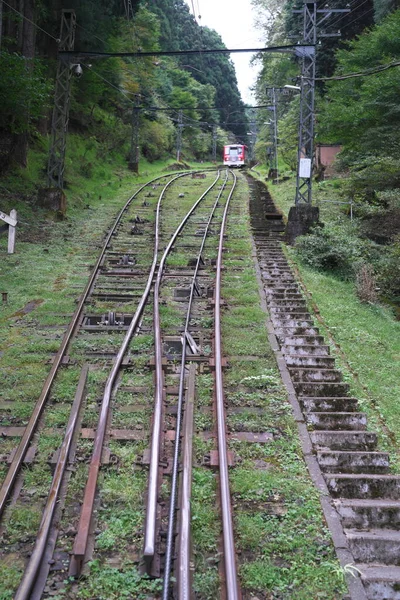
[11,0,36,167]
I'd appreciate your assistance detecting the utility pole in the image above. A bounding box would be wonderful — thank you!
[266,88,279,181]
[176,110,183,162]
[212,125,217,163]
[293,1,350,206]
[129,96,140,173]
[47,10,76,189]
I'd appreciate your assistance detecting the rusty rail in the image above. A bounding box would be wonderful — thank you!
[144,171,222,565]
[213,171,241,600]
[70,172,189,575]
[14,366,89,600]
[176,365,196,599]
[0,171,191,518]
[162,169,232,599]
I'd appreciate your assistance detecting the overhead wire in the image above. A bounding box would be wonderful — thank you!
[2,0,60,42]
[327,0,371,30]
[313,59,400,81]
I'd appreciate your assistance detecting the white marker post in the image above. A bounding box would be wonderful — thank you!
[0,209,18,254]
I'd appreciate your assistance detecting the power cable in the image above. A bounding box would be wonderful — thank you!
[327,0,371,30]
[2,0,60,42]
[313,59,400,81]
[81,63,136,103]
[341,6,375,31]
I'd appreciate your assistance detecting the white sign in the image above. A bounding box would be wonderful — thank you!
[299,158,312,179]
[0,210,17,228]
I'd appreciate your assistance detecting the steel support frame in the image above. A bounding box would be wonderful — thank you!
[295,2,316,205]
[176,110,183,162]
[212,125,217,162]
[294,1,350,205]
[267,88,279,177]
[47,10,76,189]
[129,97,140,173]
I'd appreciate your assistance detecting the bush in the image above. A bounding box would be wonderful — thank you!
[294,224,366,277]
[377,234,400,302]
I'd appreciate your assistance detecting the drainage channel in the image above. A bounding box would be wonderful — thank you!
[248,174,400,600]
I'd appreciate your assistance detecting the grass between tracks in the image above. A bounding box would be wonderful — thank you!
[261,174,400,470]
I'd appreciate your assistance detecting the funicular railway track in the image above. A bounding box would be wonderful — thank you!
[0,168,243,599]
[4,166,399,599]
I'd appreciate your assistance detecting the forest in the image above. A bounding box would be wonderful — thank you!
[252,0,400,306]
[0,0,400,304]
[0,0,247,172]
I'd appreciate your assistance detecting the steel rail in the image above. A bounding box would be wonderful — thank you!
[144,170,222,564]
[162,169,231,600]
[177,365,196,600]
[70,172,190,576]
[214,171,240,600]
[0,171,190,518]
[14,366,89,600]
[10,171,195,599]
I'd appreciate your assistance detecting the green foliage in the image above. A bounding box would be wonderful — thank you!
[345,157,400,204]
[77,560,161,600]
[294,223,367,277]
[320,10,400,153]
[378,234,400,300]
[0,52,50,134]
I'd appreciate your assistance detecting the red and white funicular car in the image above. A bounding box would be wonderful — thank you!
[223,144,247,167]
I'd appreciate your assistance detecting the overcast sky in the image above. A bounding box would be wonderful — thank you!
[184,0,263,104]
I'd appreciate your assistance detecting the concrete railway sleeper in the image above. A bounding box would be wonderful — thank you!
[248,174,400,600]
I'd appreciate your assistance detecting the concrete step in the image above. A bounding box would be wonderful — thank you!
[282,345,331,357]
[272,318,314,328]
[283,335,326,346]
[301,397,359,412]
[359,564,400,600]
[285,356,336,368]
[326,474,400,500]
[263,275,296,283]
[307,412,367,431]
[347,529,400,566]
[275,326,320,336]
[289,368,342,383]
[311,430,378,451]
[294,382,350,397]
[264,284,299,291]
[318,451,390,474]
[265,292,303,300]
[269,306,310,314]
[336,499,400,528]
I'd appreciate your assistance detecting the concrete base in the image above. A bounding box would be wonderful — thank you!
[285,204,319,245]
[37,188,66,217]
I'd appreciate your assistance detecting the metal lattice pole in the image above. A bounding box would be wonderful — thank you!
[267,88,279,179]
[47,10,76,189]
[129,96,140,173]
[294,2,317,205]
[176,110,183,162]
[294,1,350,205]
[212,125,217,163]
